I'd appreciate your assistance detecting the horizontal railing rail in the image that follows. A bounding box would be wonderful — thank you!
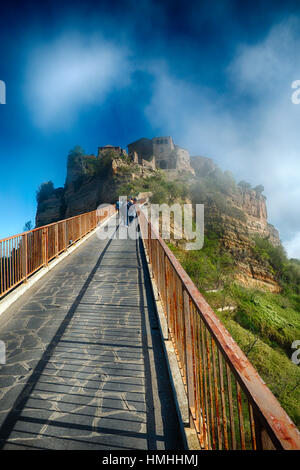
[0,204,116,299]
[138,207,300,450]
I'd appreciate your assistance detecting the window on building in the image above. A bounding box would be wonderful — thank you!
[159,160,168,169]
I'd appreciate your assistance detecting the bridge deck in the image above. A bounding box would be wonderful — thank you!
[0,219,183,450]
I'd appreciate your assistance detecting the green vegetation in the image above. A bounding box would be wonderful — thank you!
[23,220,33,231]
[67,146,129,181]
[238,180,252,190]
[168,233,235,291]
[191,168,247,225]
[252,235,300,293]
[86,149,130,178]
[168,235,300,427]
[217,306,300,427]
[36,181,55,203]
[68,145,85,162]
[117,172,189,204]
[254,184,264,195]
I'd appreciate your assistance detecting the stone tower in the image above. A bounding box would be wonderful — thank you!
[127,136,195,174]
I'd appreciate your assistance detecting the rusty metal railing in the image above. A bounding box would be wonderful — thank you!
[138,207,300,450]
[0,204,116,299]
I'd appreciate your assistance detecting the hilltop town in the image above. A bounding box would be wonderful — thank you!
[65,136,195,186]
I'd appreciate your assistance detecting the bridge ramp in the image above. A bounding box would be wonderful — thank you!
[0,220,183,450]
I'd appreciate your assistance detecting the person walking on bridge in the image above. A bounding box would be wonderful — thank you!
[120,198,129,227]
[128,197,137,224]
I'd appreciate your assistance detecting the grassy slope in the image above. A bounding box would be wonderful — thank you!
[169,241,300,427]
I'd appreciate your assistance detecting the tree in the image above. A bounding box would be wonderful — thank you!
[254,184,264,195]
[238,180,252,190]
[23,220,33,231]
[68,145,85,162]
[36,181,55,203]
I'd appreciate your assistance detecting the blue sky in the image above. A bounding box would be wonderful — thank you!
[1,0,300,257]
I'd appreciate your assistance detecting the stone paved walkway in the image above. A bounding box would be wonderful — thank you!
[0,218,183,450]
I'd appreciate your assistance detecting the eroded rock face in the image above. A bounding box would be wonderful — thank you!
[191,155,217,176]
[229,188,280,246]
[64,177,107,218]
[35,189,64,227]
[35,146,283,294]
[173,146,195,173]
[35,156,158,226]
[205,193,281,292]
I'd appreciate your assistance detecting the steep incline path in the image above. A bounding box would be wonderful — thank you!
[0,218,183,450]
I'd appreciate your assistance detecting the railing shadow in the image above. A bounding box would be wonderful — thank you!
[0,223,181,450]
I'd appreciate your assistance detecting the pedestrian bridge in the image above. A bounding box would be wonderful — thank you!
[0,205,299,450]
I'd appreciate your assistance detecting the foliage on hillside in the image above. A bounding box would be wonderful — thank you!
[87,150,131,178]
[68,145,85,165]
[168,234,300,427]
[252,236,300,293]
[191,167,247,225]
[117,172,189,204]
[68,146,126,181]
[36,181,55,203]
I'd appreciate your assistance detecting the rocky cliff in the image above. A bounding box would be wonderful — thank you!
[36,147,283,293]
[35,149,157,227]
[205,202,281,292]
[190,156,281,292]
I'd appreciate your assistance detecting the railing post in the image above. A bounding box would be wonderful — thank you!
[54,224,59,256]
[22,233,28,282]
[42,228,48,266]
[183,290,196,428]
[79,215,82,238]
[164,254,171,340]
[253,414,276,450]
[148,222,152,265]
[156,243,160,299]
[64,221,67,251]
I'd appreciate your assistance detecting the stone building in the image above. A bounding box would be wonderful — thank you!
[127,136,195,174]
[98,145,127,157]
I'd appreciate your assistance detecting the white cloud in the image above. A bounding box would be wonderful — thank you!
[23,20,300,259]
[144,18,300,258]
[285,232,300,259]
[26,34,132,129]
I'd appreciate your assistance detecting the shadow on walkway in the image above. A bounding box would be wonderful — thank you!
[0,223,183,450]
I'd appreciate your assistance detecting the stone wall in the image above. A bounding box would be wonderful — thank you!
[127,136,195,173]
[174,146,195,174]
[152,136,175,168]
[98,145,127,157]
[127,138,153,161]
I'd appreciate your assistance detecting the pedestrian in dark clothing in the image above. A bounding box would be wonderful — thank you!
[120,200,128,226]
[128,198,137,224]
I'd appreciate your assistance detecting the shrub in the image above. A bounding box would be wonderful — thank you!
[254,184,264,195]
[23,220,33,231]
[252,236,288,282]
[238,180,252,190]
[36,181,55,203]
[68,146,85,166]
